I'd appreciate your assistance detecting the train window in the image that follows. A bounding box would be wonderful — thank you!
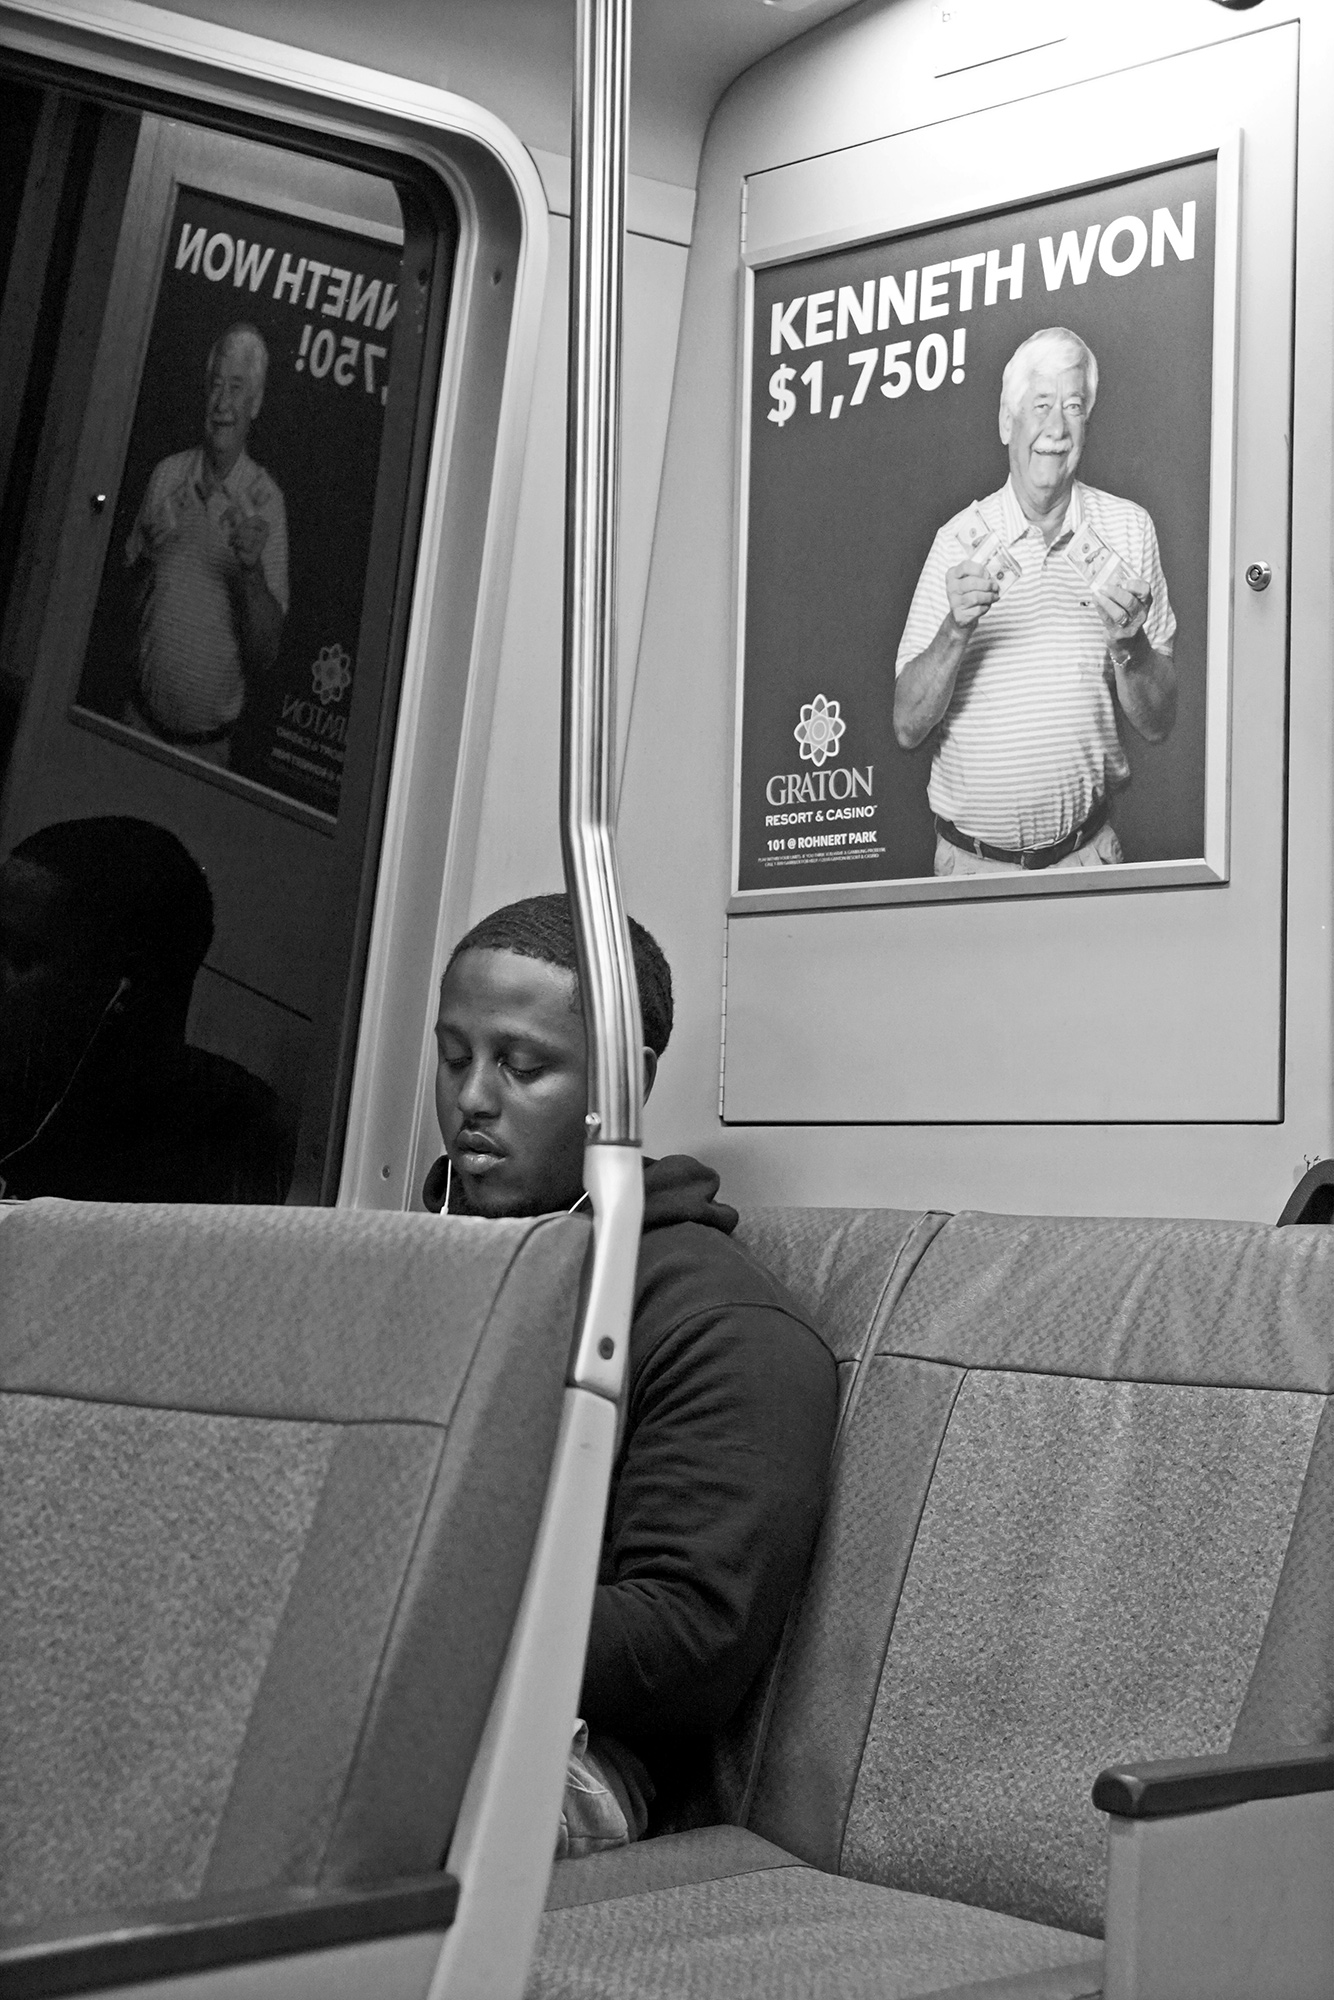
[0,67,457,1203]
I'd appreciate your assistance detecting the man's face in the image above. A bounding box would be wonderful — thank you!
[1000,359,1090,517]
[203,342,258,476]
[434,948,590,1218]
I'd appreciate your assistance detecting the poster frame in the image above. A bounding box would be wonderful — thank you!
[65,164,405,834]
[728,127,1242,915]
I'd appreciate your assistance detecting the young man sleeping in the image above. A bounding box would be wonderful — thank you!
[423,894,837,1854]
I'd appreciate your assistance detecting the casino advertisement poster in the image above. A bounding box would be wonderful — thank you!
[733,158,1217,904]
[74,186,402,822]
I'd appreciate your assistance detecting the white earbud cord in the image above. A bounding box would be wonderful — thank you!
[0,976,133,1198]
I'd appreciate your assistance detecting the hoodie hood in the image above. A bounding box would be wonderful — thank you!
[422,1149,737,1234]
[641,1153,737,1234]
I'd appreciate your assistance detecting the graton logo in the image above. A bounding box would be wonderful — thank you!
[765,766,874,806]
[311,643,352,705]
[793,693,845,766]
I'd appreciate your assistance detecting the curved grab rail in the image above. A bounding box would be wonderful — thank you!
[562,0,644,1401]
[563,0,640,1160]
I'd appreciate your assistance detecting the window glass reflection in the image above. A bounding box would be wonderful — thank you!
[0,816,292,1201]
[0,81,454,1203]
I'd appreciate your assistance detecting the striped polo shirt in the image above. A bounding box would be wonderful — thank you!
[126,447,289,739]
[895,478,1176,850]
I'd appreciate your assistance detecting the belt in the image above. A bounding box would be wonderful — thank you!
[934,796,1108,871]
[130,696,233,747]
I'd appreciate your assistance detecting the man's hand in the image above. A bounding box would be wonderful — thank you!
[1094,569,1152,644]
[1098,571,1177,743]
[224,509,270,571]
[945,560,1000,634]
[895,568,997,748]
[222,508,284,682]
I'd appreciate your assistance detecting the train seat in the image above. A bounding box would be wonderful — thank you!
[0,1194,592,1998]
[534,1207,1334,1999]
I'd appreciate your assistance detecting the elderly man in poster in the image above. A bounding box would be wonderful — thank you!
[893,326,1176,875]
[124,321,288,764]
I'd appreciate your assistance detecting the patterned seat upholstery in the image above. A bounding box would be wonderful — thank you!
[532,1207,1334,2000]
[0,1195,590,1932]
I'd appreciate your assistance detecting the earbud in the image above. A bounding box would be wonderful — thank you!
[108,976,132,1017]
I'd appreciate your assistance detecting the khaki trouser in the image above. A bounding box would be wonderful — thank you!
[555,1720,650,1860]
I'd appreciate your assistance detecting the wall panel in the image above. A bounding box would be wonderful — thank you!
[619,0,1334,1219]
[722,36,1293,1126]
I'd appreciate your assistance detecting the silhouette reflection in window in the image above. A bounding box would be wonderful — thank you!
[0,817,293,1202]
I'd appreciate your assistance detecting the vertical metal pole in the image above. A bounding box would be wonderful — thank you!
[432,24,643,1987]
[562,0,642,1157]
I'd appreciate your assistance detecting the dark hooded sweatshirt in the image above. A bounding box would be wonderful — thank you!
[423,1152,837,1820]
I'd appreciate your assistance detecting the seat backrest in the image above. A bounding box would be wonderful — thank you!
[660,1208,938,1832]
[0,1196,590,1930]
[737,1207,1334,1937]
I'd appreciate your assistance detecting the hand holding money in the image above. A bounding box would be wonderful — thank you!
[1064,522,1150,643]
[947,503,1017,632]
[1094,570,1152,645]
[226,509,270,570]
[945,561,1001,632]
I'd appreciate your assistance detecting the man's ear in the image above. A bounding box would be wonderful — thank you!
[642,1047,658,1104]
[998,401,1014,446]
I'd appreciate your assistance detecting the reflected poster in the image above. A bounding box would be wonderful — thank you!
[734,158,1218,904]
[74,185,401,821]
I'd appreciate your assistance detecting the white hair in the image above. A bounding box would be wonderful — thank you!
[999,328,1098,429]
[206,322,269,413]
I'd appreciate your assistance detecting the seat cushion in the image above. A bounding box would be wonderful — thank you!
[546,1827,801,1909]
[534,1831,1102,1998]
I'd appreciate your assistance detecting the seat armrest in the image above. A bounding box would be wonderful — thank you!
[1093,1741,1332,1818]
[0,1874,457,1999]
[1276,1157,1334,1223]
[1098,1748,1333,2000]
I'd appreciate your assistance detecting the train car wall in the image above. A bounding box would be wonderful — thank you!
[616,0,1334,1224]
[139,0,1332,1225]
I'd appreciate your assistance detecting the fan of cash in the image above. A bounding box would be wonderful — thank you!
[955,504,1021,594]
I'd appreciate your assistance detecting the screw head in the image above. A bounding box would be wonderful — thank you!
[1245,561,1272,592]
[597,1336,615,1361]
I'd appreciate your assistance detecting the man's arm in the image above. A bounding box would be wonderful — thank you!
[124,457,174,575]
[1098,574,1177,743]
[581,1302,837,1741]
[227,514,284,683]
[893,560,998,748]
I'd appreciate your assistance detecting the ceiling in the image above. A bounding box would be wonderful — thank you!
[156,0,873,186]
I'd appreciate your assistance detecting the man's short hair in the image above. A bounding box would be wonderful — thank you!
[206,323,269,413]
[999,327,1099,428]
[11,817,214,993]
[446,893,674,1058]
